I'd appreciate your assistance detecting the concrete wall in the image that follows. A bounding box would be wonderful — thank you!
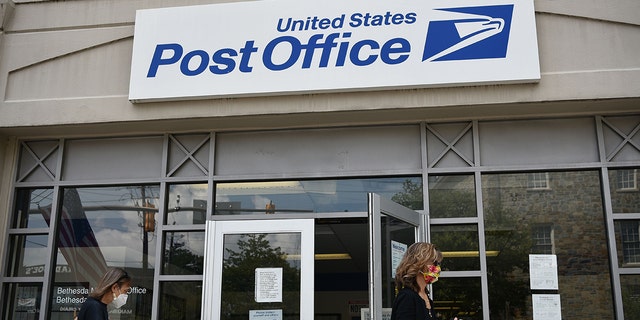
[0,136,16,264]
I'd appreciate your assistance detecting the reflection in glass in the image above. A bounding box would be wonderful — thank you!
[12,188,52,229]
[482,171,613,319]
[159,281,202,320]
[167,183,208,225]
[609,168,640,214]
[434,277,482,320]
[221,233,301,319]
[51,186,158,320]
[615,220,640,267]
[429,175,476,218]
[7,235,49,277]
[381,215,416,309]
[163,231,205,275]
[215,177,422,215]
[622,274,640,319]
[430,225,480,271]
[2,283,42,320]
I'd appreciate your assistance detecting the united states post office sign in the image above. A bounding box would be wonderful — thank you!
[128,0,540,102]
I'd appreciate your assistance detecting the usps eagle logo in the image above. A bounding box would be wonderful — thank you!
[423,5,514,62]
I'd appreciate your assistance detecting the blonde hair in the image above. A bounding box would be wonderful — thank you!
[89,267,131,299]
[394,242,442,293]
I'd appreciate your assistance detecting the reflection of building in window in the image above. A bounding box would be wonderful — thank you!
[621,221,640,264]
[527,172,549,190]
[617,169,638,191]
[531,224,554,254]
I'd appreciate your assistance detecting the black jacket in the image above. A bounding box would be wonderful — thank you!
[390,287,438,320]
[78,296,109,320]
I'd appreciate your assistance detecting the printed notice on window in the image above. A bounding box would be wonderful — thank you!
[529,254,558,290]
[391,241,407,278]
[532,294,561,320]
[360,308,392,320]
[255,268,283,303]
[249,309,283,320]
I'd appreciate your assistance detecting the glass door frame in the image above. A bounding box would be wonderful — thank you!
[201,218,315,320]
[367,193,425,320]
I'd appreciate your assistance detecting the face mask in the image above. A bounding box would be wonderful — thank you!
[420,265,441,284]
[111,292,128,309]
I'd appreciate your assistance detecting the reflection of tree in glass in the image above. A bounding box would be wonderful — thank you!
[164,233,203,275]
[429,189,475,218]
[391,179,423,210]
[221,234,301,319]
[484,203,531,320]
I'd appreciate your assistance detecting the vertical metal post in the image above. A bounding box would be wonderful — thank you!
[368,193,382,320]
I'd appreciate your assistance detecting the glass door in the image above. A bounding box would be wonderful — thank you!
[366,193,424,320]
[202,219,314,320]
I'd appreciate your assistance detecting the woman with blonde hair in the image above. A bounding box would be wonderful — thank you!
[77,267,132,320]
[391,242,443,320]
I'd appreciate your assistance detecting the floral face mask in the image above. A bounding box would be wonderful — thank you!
[420,264,441,284]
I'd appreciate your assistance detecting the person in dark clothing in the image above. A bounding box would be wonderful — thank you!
[77,267,132,320]
[391,242,443,320]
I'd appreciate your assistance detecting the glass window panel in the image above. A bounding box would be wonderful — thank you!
[6,234,49,277]
[615,220,640,267]
[162,231,205,275]
[167,183,208,225]
[483,171,614,319]
[431,225,479,271]
[221,233,301,319]
[314,219,368,296]
[381,215,416,309]
[51,186,158,319]
[12,188,52,229]
[159,281,203,320]
[434,277,482,320]
[215,177,422,215]
[610,168,640,214]
[3,283,42,320]
[622,274,640,320]
[428,175,476,218]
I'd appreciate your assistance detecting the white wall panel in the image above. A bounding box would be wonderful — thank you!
[215,126,421,176]
[63,136,163,181]
[478,117,599,166]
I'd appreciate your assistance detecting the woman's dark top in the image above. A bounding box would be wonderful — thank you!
[78,296,109,320]
[390,287,438,320]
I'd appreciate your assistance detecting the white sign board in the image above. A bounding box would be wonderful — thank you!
[532,294,562,320]
[529,254,559,290]
[129,0,540,102]
[255,268,283,303]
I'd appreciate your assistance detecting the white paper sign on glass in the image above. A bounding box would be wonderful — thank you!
[529,254,559,290]
[391,240,407,278]
[129,0,540,102]
[255,267,283,303]
[532,294,562,320]
[249,309,283,320]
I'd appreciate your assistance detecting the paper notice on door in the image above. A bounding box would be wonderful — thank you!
[360,308,392,320]
[529,254,558,290]
[255,268,283,303]
[249,309,283,320]
[391,240,407,278]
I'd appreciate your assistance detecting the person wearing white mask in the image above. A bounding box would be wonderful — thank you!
[77,267,132,320]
